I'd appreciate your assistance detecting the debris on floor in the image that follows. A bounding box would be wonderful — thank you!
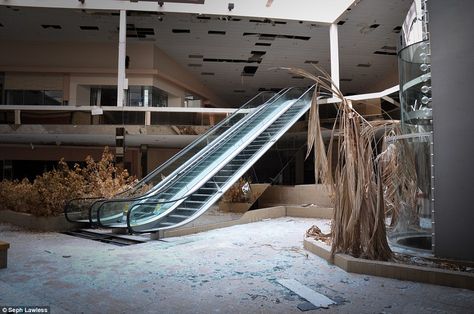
[305,225,331,245]
[277,279,335,309]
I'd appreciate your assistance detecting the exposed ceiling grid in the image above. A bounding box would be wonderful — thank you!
[0,0,412,106]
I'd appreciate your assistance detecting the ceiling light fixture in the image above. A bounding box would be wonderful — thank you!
[228,3,234,11]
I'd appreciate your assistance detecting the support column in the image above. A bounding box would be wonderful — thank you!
[329,23,340,91]
[14,110,21,125]
[117,10,127,107]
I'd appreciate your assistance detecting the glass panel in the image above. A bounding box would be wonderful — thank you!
[4,90,63,106]
[100,87,117,106]
[43,90,63,105]
[92,90,282,227]
[151,86,168,107]
[128,89,312,232]
[0,110,14,124]
[23,90,43,105]
[390,39,433,251]
[399,40,432,133]
[128,86,143,107]
[102,112,145,125]
[5,90,23,105]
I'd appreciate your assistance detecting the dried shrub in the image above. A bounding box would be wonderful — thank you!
[0,147,136,216]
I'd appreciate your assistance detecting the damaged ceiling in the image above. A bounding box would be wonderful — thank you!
[0,0,412,106]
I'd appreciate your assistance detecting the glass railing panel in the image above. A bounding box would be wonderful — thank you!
[94,91,282,225]
[399,40,432,133]
[124,87,310,230]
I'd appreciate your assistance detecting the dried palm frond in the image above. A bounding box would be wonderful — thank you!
[283,65,405,260]
[375,123,417,228]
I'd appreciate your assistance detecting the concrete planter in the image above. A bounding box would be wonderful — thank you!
[0,210,80,232]
[304,237,474,291]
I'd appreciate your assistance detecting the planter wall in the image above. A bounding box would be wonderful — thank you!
[0,210,80,232]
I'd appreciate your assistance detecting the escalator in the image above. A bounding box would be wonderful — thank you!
[66,86,315,234]
[100,86,313,233]
[64,90,280,224]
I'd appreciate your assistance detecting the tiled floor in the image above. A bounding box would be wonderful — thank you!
[1,218,473,313]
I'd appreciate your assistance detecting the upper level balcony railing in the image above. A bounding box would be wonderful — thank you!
[0,105,234,126]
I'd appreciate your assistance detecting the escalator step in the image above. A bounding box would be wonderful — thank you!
[168,214,189,220]
[159,222,175,227]
[192,193,212,197]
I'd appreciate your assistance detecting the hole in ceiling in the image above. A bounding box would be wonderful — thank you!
[208,30,226,35]
[249,51,266,61]
[393,26,402,33]
[337,20,346,25]
[188,63,202,67]
[340,78,352,82]
[258,34,277,41]
[255,42,271,47]
[292,76,305,79]
[203,58,261,64]
[201,72,215,76]
[127,11,162,17]
[80,25,99,31]
[41,24,62,29]
[233,90,245,93]
[249,18,286,25]
[374,51,397,56]
[258,87,281,92]
[189,54,203,59]
[304,60,319,64]
[243,33,310,41]
[357,63,371,67]
[242,66,258,76]
[249,18,268,23]
[381,46,397,51]
[196,16,211,20]
[125,25,155,38]
[172,29,191,33]
[369,24,380,29]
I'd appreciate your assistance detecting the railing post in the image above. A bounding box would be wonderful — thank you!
[145,110,151,126]
[14,109,21,125]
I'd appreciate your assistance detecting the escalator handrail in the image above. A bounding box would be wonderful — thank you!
[124,86,315,231]
[138,88,292,197]
[64,90,280,221]
[95,89,295,225]
[95,88,293,209]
